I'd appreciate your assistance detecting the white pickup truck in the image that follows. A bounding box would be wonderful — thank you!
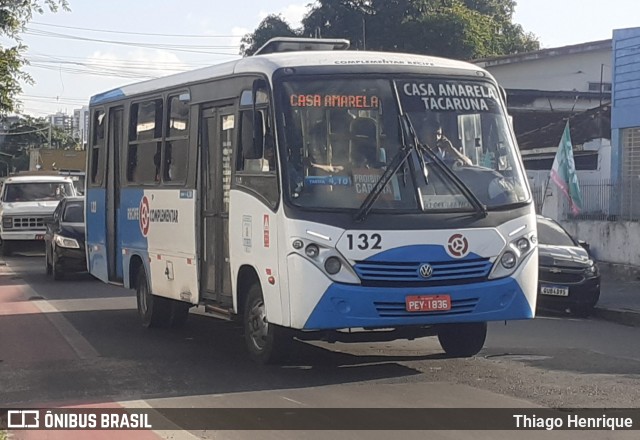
[0,174,77,256]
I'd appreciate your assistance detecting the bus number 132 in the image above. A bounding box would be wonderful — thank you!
[347,233,382,250]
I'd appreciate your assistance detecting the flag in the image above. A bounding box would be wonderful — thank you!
[549,121,583,215]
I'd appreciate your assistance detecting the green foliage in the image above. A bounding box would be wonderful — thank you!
[0,0,70,115]
[241,0,539,60]
[240,14,300,56]
[0,115,77,173]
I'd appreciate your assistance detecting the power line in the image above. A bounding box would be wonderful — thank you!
[24,29,242,55]
[0,127,49,136]
[31,21,239,38]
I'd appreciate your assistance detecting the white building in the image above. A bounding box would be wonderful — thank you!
[73,106,89,147]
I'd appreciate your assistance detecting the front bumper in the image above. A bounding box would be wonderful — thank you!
[1,230,47,241]
[54,246,87,273]
[304,275,533,330]
[537,275,601,310]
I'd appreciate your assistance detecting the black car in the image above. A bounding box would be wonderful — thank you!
[536,215,600,316]
[44,196,86,280]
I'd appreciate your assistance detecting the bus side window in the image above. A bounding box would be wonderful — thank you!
[164,94,189,183]
[237,109,273,173]
[90,110,105,186]
[235,103,278,208]
[127,99,163,184]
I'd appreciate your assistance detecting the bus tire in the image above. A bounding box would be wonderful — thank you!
[437,322,487,358]
[136,269,171,328]
[243,283,291,364]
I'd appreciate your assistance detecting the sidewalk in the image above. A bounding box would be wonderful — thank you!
[593,267,640,327]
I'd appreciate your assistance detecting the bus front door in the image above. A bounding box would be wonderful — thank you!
[106,107,123,283]
[200,105,234,305]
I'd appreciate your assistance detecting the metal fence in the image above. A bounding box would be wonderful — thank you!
[532,179,640,222]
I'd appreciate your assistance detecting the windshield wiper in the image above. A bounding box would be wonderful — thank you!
[353,136,413,222]
[353,81,488,222]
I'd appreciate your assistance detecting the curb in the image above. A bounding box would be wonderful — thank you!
[593,306,640,328]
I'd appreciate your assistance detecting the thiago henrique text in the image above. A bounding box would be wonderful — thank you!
[513,414,633,430]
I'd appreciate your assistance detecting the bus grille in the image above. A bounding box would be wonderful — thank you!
[374,298,479,317]
[354,258,492,285]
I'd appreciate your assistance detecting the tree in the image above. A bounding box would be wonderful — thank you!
[0,0,70,115]
[0,115,77,173]
[240,14,300,56]
[242,0,539,60]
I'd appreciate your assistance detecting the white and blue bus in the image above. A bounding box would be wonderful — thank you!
[86,38,537,363]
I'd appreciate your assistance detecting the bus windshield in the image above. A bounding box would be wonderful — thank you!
[278,76,529,212]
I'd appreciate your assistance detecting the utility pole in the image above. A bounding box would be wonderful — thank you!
[48,115,52,149]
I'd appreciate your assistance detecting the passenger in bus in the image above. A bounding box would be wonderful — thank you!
[305,121,344,174]
[349,117,382,169]
[422,126,472,167]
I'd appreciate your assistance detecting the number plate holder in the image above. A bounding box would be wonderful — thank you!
[540,285,569,297]
[35,234,45,240]
[405,295,451,312]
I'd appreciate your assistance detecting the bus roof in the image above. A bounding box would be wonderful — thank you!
[90,50,492,106]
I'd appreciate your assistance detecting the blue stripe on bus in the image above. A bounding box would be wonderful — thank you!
[303,276,531,330]
[90,88,125,105]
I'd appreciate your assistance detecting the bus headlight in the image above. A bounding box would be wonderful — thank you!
[290,236,360,284]
[305,244,320,259]
[324,257,342,275]
[489,232,537,280]
[500,251,517,269]
[515,237,530,253]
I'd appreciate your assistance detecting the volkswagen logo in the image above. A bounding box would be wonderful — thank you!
[419,264,433,279]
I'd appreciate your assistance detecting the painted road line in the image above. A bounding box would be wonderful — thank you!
[124,400,203,440]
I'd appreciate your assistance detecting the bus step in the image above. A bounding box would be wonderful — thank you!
[204,304,233,321]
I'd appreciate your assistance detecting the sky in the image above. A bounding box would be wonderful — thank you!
[7,0,640,118]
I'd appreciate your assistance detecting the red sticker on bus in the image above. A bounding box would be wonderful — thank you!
[263,214,270,248]
[139,196,150,237]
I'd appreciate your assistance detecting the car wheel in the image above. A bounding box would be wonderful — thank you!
[243,283,291,364]
[136,269,171,328]
[52,254,64,281]
[45,247,52,276]
[438,322,487,357]
[572,289,600,318]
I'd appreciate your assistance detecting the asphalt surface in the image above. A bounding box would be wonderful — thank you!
[1,253,640,439]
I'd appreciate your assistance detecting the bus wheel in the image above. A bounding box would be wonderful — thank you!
[136,269,170,328]
[243,283,291,364]
[437,322,487,358]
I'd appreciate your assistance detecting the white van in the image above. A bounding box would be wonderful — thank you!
[0,175,76,256]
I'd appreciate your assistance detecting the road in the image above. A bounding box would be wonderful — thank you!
[1,253,640,439]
